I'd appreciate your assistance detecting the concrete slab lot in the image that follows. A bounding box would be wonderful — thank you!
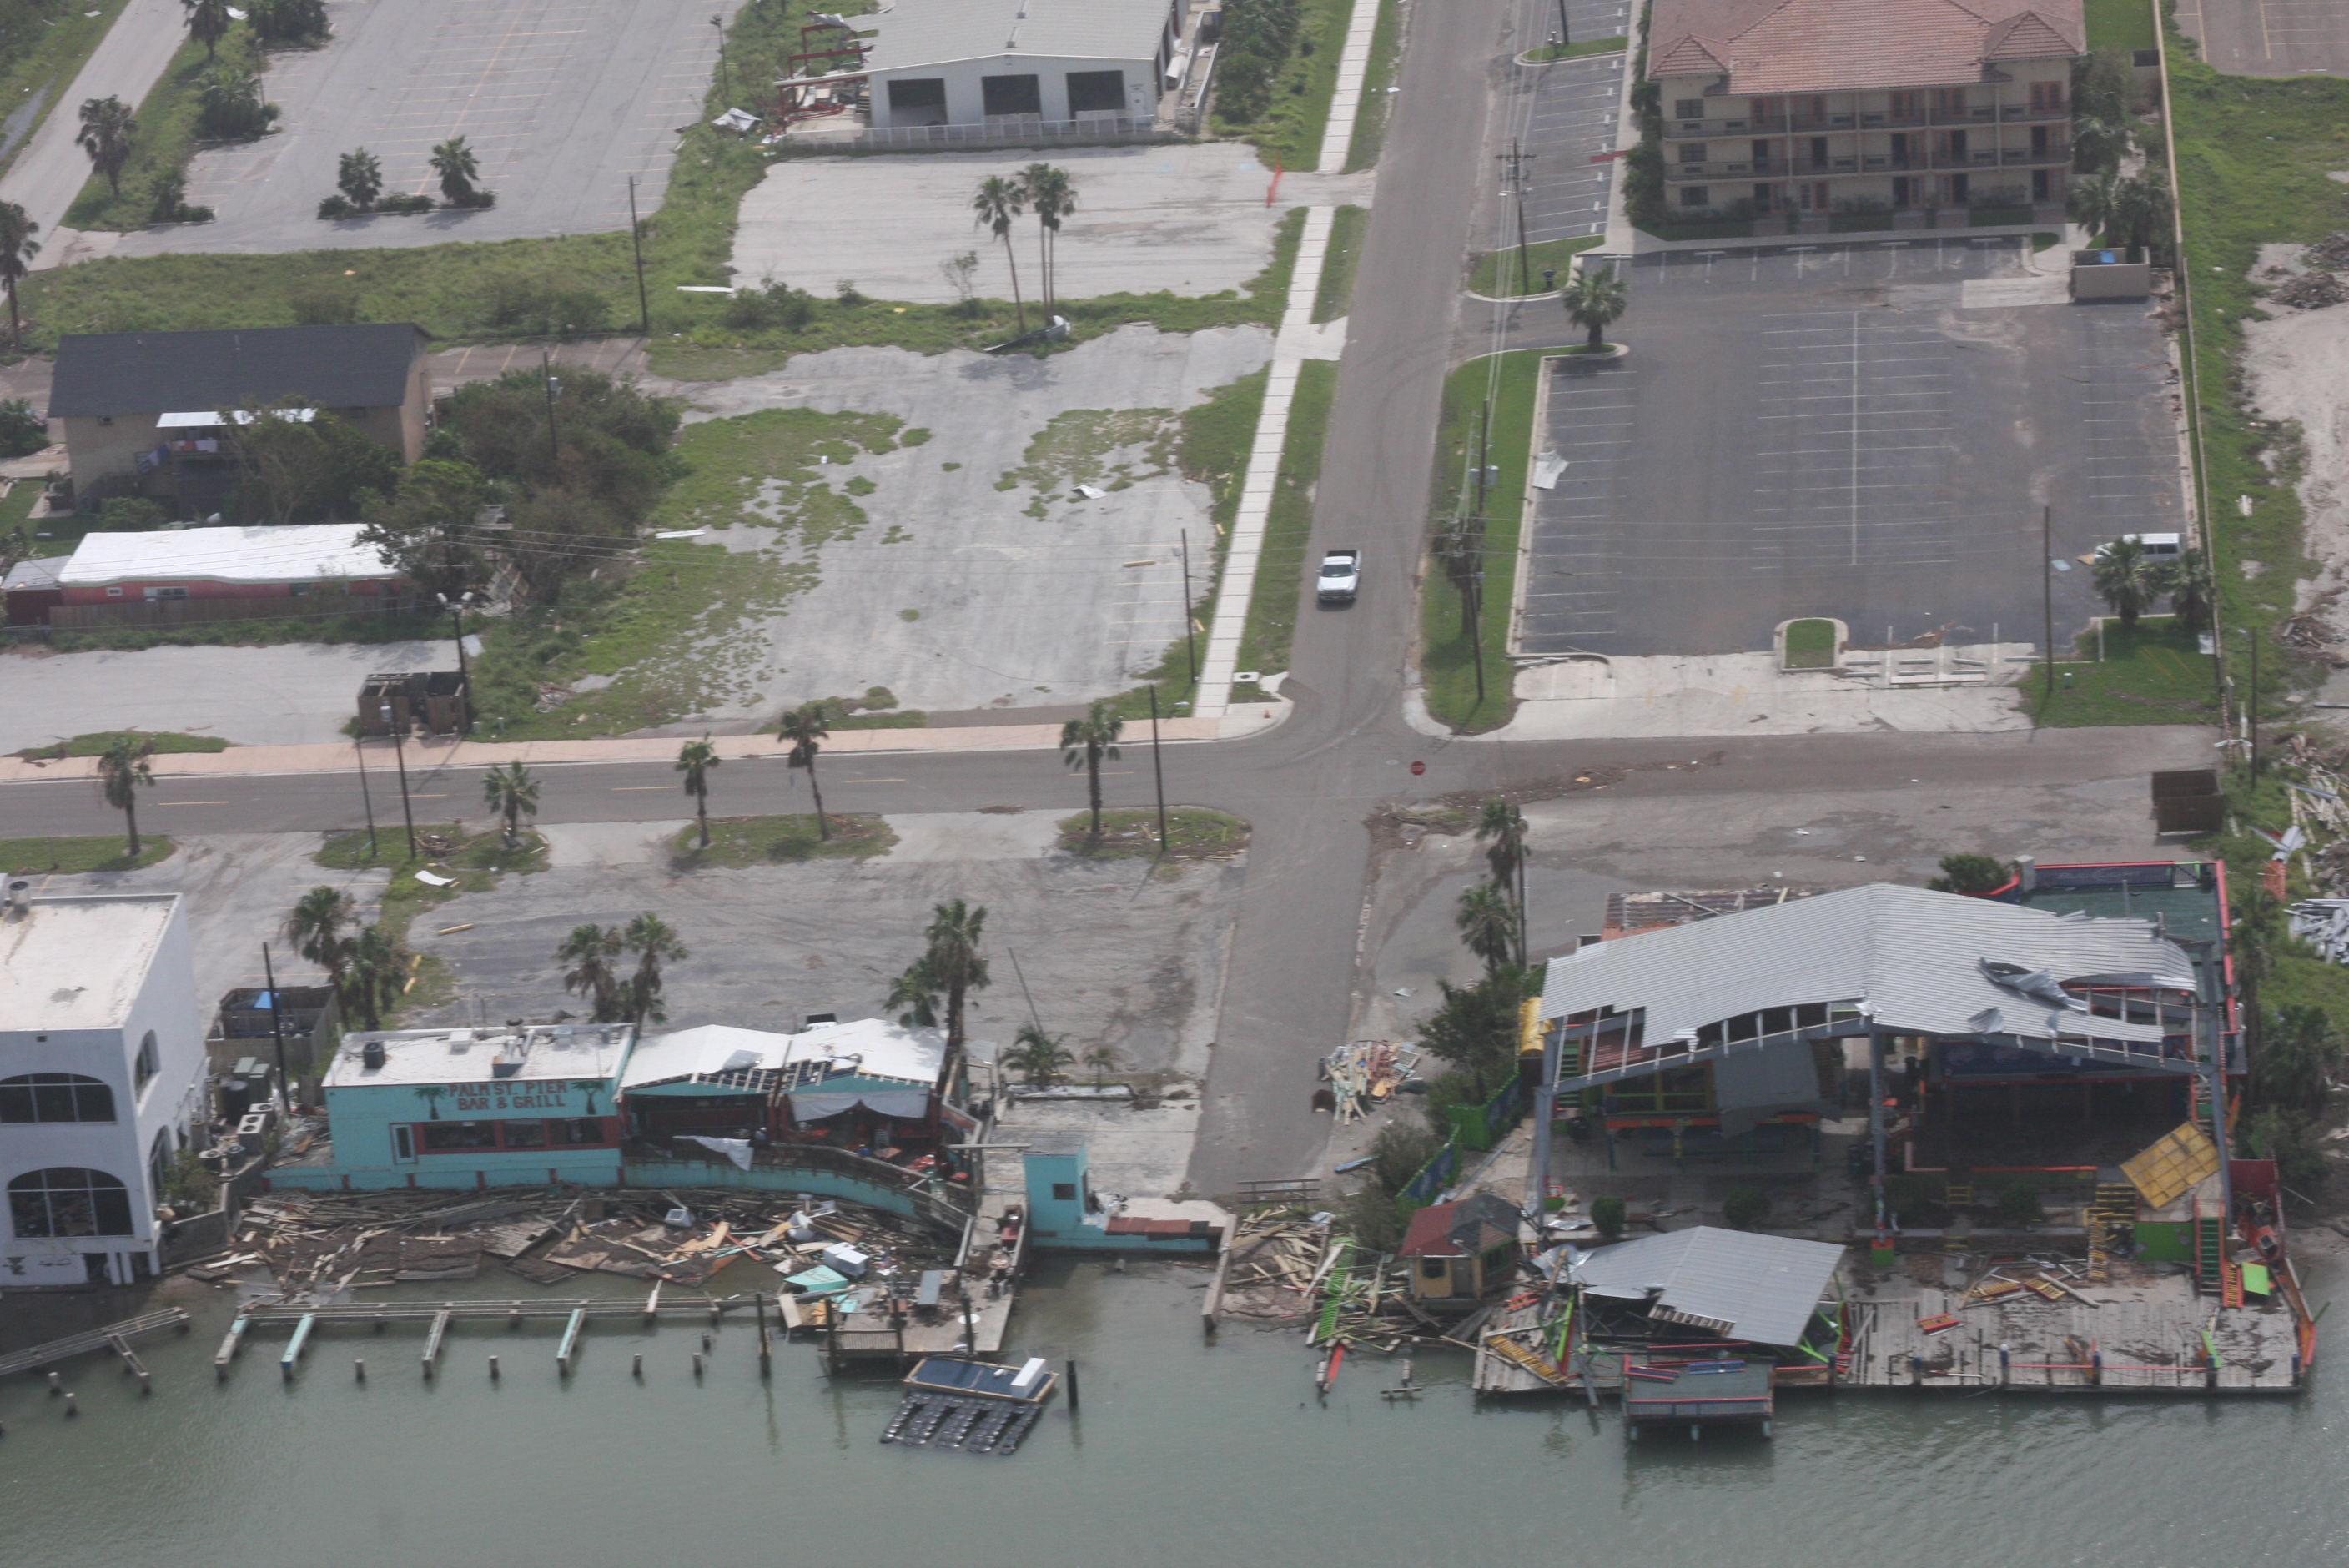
[108,0,735,259]
[0,639,447,751]
[730,145,1368,306]
[1515,239,2186,658]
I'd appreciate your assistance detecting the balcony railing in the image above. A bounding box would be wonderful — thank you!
[1670,145,2067,180]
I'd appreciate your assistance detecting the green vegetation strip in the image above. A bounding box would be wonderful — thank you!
[2165,52,2349,665]
[670,813,896,867]
[1782,619,1837,670]
[1215,0,1358,174]
[1232,359,1339,695]
[0,835,175,874]
[2020,617,2218,727]
[1312,205,1367,323]
[1522,36,1630,62]
[1421,349,1548,731]
[12,731,229,760]
[0,0,133,183]
[64,28,259,231]
[2085,0,2157,53]
[1469,234,1603,298]
[1342,0,1405,173]
[1056,807,1250,859]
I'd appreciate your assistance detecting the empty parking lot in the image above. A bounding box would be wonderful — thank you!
[111,0,736,258]
[1515,239,2187,658]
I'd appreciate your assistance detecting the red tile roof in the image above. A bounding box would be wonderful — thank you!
[1649,0,2084,95]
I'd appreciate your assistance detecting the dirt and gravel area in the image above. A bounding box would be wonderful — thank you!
[2246,237,2349,659]
[400,810,1242,1088]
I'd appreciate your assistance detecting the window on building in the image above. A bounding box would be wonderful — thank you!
[8,1168,135,1238]
[550,1118,606,1147]
[421,1121,498,1151]
[1065,69,1125,113]
[0,1073,118,1123]
[133,1032,159,1092]
[1051,1183,1078,1202]
[1679,143,1707,165]
[1680,186,1709,209]
[143,586,189,602]
[1889,90,1922,121]
[106,585,125,596]
[886,77,947,126]
[148,1128,174,1203]
[1674,98,1704,119]
[1419,1257,1449,1281]
[502,1119,548,1148]
[2029,81,2064,113]
[980,73,1042,118]
[1932,88,1968,118]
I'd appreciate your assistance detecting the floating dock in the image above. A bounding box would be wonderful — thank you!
[879,1355,1056,1456]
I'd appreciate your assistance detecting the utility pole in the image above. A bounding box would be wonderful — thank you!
[626,175,651,336]
[443,593,473,736]
[1556,0,1572,52]
[380,701,417,859]
[2248,630,2261,775]
[1148,686,1170,855]
[2041,505,2055,706]
[541,349,561,468]
[711,13,730,103]
[354,734,379,861]
[1496,141,1537,294]
[261,942,293,1114]
[1179,528,1198,681]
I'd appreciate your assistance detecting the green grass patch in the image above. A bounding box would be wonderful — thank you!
[2166,53,2349,681]
[1232,359,1337,688]
[1522,36,1630,62]
[0,0,134,183]
[1312,204,1367,322]
[64,28,262,232]
[2020,616,2219,726]
[1468,234,1604,298]
[0,834,174,874]
[669,812,895,867]
[2086,0,2157,53]
[1216,0,1356,173]
[1829,211,1896,234]
[47,609,447,652]
[12,730,229,760]
[1421,349,1550,731]
[1782,618,1838,669]
[316,823,547,1024]
[2032,230,2062,252]
[1343,0,1405,173]
[1056,807,1250,859]
[3,478,47,539]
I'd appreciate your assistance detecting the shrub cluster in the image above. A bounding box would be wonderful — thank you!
[1214,0,1304,124]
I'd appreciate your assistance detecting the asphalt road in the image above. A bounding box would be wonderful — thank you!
[1513,241,2186,658]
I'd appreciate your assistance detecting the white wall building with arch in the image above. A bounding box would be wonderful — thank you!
[0,890,205,1287]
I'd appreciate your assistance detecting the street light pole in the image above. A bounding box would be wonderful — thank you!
[354,734,379,861]
[380,701,417,859]
[1179,528,1198,681]
[1149,686,1169,855]
[626,174,652,336]
[712,13,729,103]
[442,593,474,736]
[541,350,561,468]
[261,941,293,1114]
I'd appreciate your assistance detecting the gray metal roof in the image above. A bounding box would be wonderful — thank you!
[50,324,425,417]
[1570,1226,1844,1347]
[1539,882,2195,1049]
[860,0,1173,74]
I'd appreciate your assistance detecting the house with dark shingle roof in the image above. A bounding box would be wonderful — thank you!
[48,324,429,500]
[1647,0,2084,225]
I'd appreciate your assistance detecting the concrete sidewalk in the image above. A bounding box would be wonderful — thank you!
[0,705,1288,785]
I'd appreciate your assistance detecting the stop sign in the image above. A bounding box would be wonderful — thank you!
[1409,761,1426,776]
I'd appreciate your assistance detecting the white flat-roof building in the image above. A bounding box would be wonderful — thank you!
[854,0,1183,130]
[0,887,207,1287]
[59,524,402,606]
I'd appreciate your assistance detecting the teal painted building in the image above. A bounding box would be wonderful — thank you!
[1020,1133,1225,1254]
[269,1023,636,1192]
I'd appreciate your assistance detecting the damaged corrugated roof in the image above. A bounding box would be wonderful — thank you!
[1570,1226,1843,1347]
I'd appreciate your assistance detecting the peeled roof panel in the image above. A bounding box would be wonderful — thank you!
[1571,1227,1843,1347]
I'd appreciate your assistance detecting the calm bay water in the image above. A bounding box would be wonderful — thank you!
[3,1251,2344,1568]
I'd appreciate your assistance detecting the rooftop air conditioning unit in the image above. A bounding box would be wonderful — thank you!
[360,1039,387,1069]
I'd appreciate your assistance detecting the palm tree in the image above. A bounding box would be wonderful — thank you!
[886,956,941,1030]
[341,924,406,1030]
[676,735,720,848]
[2113,168,2175,259]
[2092,535,2160,631]
[183,0,231,59]
[1059,700,1124,842]
[1080,1043,1119,1088]
[77,97,138,198]
[1020,163,1075,310]
[430,135,479,205]
[971,174,1027,333]
[337,148,383,210]
[776,700,832,840]
[1004,1023,1073,1086]
[1456,882,1519,976]
[621,912,687,1025]
[2160,550,2213,632]
[1475,797,1530,966]
[95,734,153,855]
[1561,264,1628,349]
[482,759,539,847]
[0,201,38,350]
[919,899,990,1063]
[283,886,355,990]
[557,922,624,1022]
[2069,168,2122,245]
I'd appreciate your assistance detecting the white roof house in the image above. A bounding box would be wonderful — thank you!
[61,524,400,590]
[844,0,1181,129]
[324,1023,636,1090]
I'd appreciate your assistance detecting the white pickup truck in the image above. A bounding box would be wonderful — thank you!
[1316,548,1361,604]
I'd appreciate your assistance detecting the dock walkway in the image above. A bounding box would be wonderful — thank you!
[0,1309,189,1378]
